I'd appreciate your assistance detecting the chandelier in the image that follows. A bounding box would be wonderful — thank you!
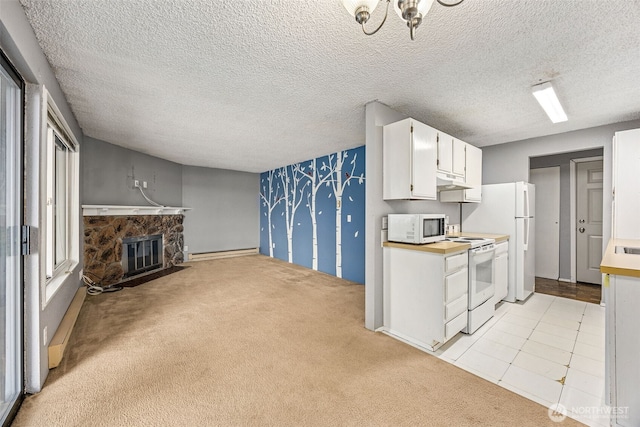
[341,0,464,40]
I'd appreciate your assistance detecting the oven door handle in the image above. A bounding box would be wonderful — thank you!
[469,248,495,264]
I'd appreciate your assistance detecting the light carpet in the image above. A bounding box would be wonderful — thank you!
[13,255,581,426]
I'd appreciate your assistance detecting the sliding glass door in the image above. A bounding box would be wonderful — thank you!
[1,52,24,424]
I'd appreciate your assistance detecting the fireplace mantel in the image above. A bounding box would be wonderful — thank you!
[82,205,191,216]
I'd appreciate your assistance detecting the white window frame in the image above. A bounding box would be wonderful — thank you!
[43,93,79,305]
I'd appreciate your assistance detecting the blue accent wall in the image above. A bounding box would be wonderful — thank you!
[260,146,365,284]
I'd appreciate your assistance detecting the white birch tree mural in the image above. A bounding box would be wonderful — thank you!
[278,165,310,263]
[260,146,365,283]
[328,150,364,278]
[259,170,283,257]
[302,157,333,271]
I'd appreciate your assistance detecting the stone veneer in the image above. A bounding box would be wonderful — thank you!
[83,215,184,286]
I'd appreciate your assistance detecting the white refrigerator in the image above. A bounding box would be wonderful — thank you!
[462,182,535,302]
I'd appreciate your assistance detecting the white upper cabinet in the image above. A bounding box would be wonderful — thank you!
[383,117,481,202]
[612,128,640,239]
[452,137,467,177]
[437,132,453,174]
[440,143,483,203]
[383,118,437,200]
[437,133,465,179]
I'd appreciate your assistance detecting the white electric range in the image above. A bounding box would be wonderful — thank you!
[444,236,496,334]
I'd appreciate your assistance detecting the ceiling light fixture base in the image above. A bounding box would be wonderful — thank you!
[354,6,372,24]
[342,0,463,40]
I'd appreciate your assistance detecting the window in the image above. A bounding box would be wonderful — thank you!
[44,106,79,299]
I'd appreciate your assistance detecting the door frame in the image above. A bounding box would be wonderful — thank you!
[0,48,25,426]
[569,156,603,288]
[530,166,560,280]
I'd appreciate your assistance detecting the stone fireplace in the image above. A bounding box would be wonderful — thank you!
[83,207,185,286]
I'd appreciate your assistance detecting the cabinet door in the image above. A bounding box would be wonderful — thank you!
[613,129,640,239]
[452,138,466,177]
[464,144,482,202]
[411,121,437,200]
[383,118,412,200]
[437,132,453,174]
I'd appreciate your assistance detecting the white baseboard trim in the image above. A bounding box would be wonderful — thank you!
[558,277,573,283]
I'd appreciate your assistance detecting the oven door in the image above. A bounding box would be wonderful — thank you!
[468,246,496,309]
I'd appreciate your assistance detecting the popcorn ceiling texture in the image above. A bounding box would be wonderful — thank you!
[19,0,640,172]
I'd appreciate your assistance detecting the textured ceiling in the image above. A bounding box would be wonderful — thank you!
[19,0,640,173]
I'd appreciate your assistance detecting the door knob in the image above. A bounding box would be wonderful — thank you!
[579,219,585,223]
[579,227,585,233]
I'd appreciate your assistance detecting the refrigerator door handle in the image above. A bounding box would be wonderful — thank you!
[523,184,530,218]
[523,217,529,251]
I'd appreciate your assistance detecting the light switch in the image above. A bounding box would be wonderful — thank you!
[382,216,388,230]
[347,215,351,222]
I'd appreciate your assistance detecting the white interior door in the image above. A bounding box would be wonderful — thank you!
[576,160,603,285]
[530,167,560,280]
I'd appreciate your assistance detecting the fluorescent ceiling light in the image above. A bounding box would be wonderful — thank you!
[532,81,568,123]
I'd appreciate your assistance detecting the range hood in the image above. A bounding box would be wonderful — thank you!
[436,172,472,191]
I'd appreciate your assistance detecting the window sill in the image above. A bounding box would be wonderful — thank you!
[44,261,79,306]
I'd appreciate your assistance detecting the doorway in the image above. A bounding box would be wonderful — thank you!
[575,160,604,284]
[0,51,24,424]
[529,150,604,304]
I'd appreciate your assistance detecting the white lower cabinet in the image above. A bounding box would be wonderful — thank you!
[383,246,469,351]
[607,273,640,426]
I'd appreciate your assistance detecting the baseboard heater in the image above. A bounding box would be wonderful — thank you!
[188,248,258,261]
[48,287,86,369]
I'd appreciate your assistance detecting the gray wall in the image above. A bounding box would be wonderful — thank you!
[364,102,462,331]
[2,1,84,392]
[82,136,183,207]
[530,149,603,280]
[81,138,259,254]
[483,119,640,303]
[182,166,259,254]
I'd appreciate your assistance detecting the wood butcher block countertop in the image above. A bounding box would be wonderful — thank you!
[600,239,640,278]
[383,233,510,255]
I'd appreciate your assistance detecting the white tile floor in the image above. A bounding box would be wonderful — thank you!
[432,293,608,426]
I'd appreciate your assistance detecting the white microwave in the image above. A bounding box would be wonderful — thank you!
[387,214,447,244]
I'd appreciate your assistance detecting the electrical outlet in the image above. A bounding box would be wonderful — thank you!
[143,181,147,188]
[134,179,140,188]
[79,269,83,281]
[382,216,388,230]
[183,245,189,252]
[43,326,48,346]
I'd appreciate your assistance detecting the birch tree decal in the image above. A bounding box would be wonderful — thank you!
[278,165,310,263]
[259,145,365,284]
[328,150,365,278]
[302,157,333,271]
[259,170,283,257]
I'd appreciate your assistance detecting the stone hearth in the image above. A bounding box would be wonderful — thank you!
[83,215,184,286]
